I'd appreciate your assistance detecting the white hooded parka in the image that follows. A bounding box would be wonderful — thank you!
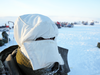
[14,14,64,70]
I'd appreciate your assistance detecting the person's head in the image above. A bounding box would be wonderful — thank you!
[14,14,64,70]
[14,14,58,47]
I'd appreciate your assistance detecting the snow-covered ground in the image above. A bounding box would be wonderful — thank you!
[57,24,100,75]
[0,23,100,75]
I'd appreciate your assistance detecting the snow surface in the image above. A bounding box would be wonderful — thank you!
[0,23,100,75]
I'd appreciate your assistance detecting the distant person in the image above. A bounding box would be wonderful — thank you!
[56,21,61,28]
[57,21,60,25]
[5,23,7,26]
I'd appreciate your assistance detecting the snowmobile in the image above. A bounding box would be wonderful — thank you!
[82,21,88,25]
[66,23,73,28]
[90,22,94,25]
[0,21,14,32]
[0,45,70,75]
[0,25,10,31]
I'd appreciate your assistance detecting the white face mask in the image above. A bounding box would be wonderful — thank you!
[14,14,64,70]
[21,40,63,70]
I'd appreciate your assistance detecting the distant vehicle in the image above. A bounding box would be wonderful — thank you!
[82,21,88,25]
[74,22,77,24]
[0,25,10,31]
[66,23,74,28]
[0,21,14,31]
[60,23,65,27]
[90,22,94,25]
[95,21,99,23]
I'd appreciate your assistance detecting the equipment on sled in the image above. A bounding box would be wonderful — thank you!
[97,42,100,48]
[0,31,10,46]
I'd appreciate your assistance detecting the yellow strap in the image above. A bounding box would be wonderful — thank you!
[16,48,32,68]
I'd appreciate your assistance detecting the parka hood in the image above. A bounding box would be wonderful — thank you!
[14,14,58,46]
[14,14,64,70]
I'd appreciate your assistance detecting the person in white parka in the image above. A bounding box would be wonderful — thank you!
[14,14,64,75]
